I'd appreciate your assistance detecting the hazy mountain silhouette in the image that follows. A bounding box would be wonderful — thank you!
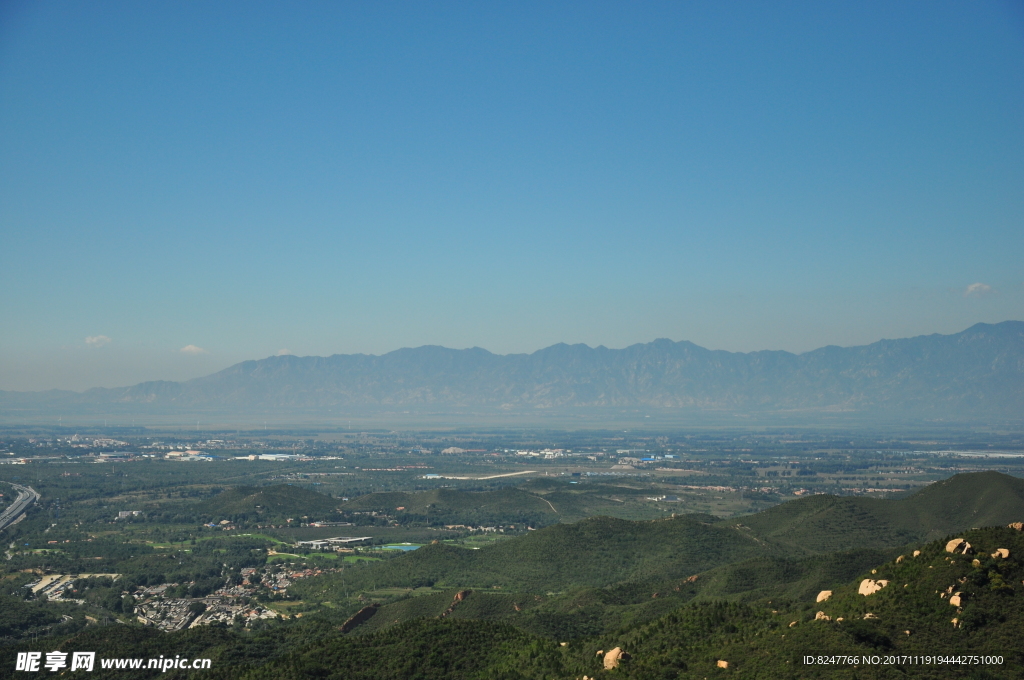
[3,321,1022,422]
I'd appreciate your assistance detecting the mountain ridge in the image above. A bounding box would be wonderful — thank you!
[2,321,1022,421]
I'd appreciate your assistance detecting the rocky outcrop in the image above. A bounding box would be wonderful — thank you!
[945,539,972,554]
[992,548,1010,559]
[717,660,729,668]
[339,604,379,633]
[603,648,631,670]
[858,579,889,596]
[440,590,471,618]
[816,590,832,603]
[814,611,831,621]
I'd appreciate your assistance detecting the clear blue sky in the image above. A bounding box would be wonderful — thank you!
[1,1,1022,391]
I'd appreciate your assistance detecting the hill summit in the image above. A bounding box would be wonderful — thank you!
[738,471,1024,553]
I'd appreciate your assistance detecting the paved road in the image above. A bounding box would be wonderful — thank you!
[0,482,40,533]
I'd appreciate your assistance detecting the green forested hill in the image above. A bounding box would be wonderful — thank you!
[194,484,341,520]
[690,548,902,601]
[735,471,1024,553]
[328,547,908,642]
[342,486,559,526]
[900,471,1024,531]
[562,525,1024,679]
[283,472,1024,643]
[299,472,1024,602]
[295,514,769,597]
[244,525,1024,678]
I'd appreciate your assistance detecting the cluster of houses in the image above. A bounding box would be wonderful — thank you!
[294,536,372,551]
[132,563,339,631]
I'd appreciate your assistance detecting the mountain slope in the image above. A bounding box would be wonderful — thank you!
[738,471,1024,553]
[576,525,1024,679]
[2,321,1022,421]
[311,526,1024,678]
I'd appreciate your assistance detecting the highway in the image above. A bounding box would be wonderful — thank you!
[0,482,40,533]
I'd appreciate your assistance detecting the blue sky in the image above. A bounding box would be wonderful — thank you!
[1,1,1022,390]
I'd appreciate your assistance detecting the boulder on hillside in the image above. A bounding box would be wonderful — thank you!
[946,539,966,553]
[815,611,831,621]
[603,648,630,670]
[1009,522,1024,531]
[913,550,921,557]
[992,548,1010,559]
[816,590,832,603]
[858,579,889,596]
[950,594,963,607]
[717,660,729,669]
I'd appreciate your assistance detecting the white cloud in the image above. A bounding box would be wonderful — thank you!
[85,335,111,347]
[964,282,994,297]
[276,348,293,356]
[179,344,208,355]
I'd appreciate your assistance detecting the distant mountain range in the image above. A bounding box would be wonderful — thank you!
[3,321,1022,423]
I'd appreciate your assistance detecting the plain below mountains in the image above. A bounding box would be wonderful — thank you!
[3,321,1023,421]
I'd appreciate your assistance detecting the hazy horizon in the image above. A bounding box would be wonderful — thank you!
[1,319,1019,394]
